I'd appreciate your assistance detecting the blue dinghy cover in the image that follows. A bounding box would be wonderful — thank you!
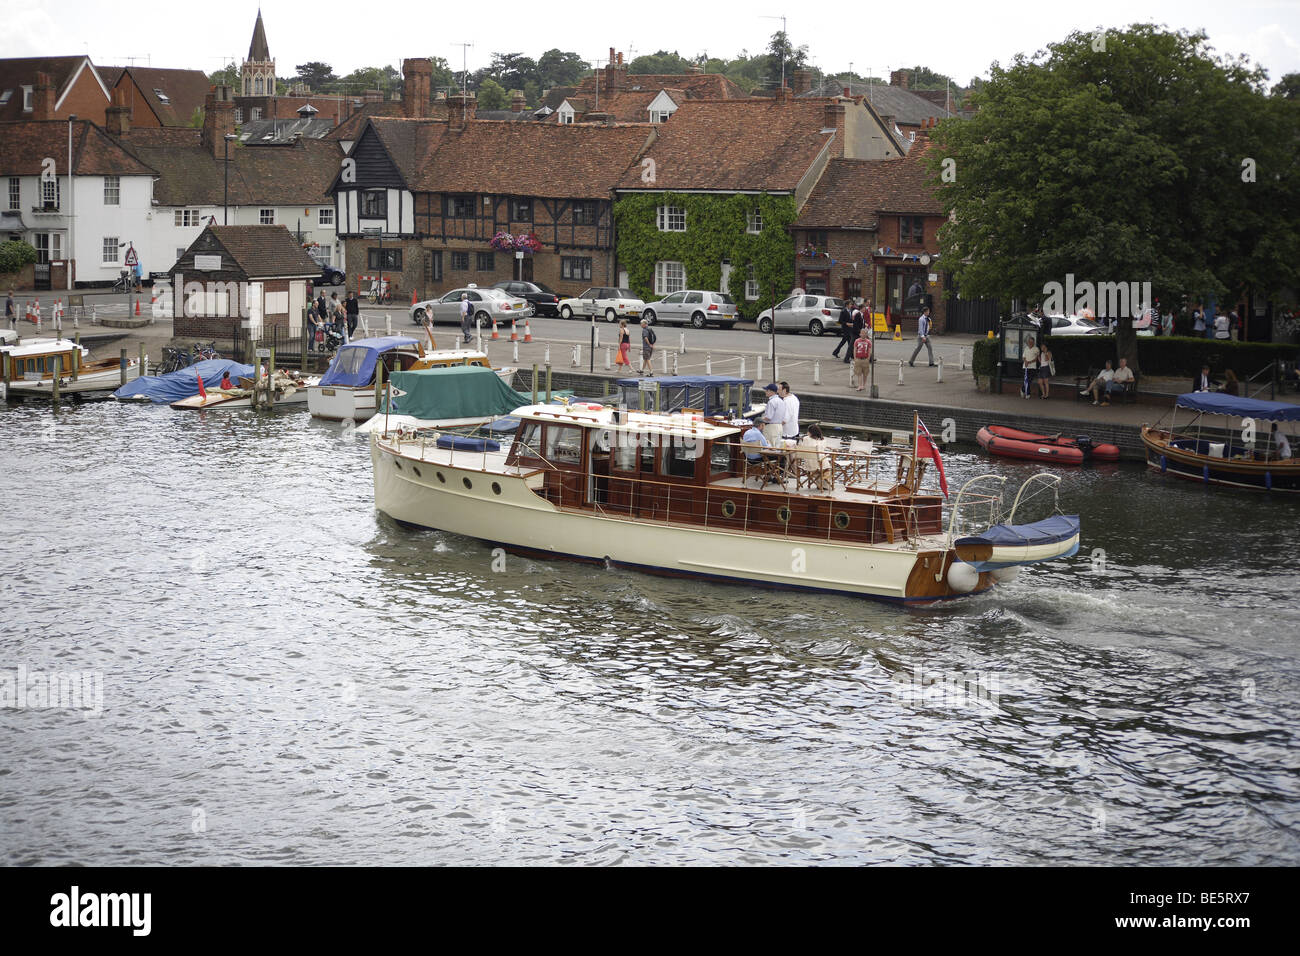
[955,514,1080,549]
[112,359,254,403]
[318,337,420,388]
[434,435,501,452]
[1174,392,1300,423]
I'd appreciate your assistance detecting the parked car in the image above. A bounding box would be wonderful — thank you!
[410,286,532,327]
[492,280,561,318]
[1032,312,1107,336]
[557,287,644,322]
[309,255,346,287]
[642,290,739,329]
[755,294,846,335]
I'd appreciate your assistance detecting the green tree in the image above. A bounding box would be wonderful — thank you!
[765,31,809,88]
[476,77,508,111]
[0,239,38,275]
[929,24,1299,370]
[627,51,692,75]
[536,49,589,90]
[208,64,238,89]
[295,61,336,90]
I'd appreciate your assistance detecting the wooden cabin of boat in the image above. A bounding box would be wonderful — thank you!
[0,338,133,386]
[499,404,945,546]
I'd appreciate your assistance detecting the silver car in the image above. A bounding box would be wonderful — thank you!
[410,287,532,327]
[756,294,846,335]
[642,291,739,329]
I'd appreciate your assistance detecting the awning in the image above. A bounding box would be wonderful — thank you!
[1174,392,1300,423]
[0,212,25,232]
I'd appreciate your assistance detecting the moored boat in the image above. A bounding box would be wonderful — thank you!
[355,364,532,433]
[977,424,1120,464]
[113,359,254,403]
[1,338,140,399]
[371,408,1081,604]
[1141,392,1300,492]
[169,369,320,410]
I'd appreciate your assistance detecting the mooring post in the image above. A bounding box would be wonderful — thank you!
[139,343,146,380]
[897,360,904,385]
[678,332,686,354]
[120,348,127,387]
[269,346,277,408]
[2,351,9,391]
[72,333,80,382]
[545,364,553,402]
[671,353,678,375]
[531,363,538,404]
[605,347,612,370]
[705,353,712,375]
[374,357,384,414]
[814,359,822,386]
[739,356,746,379]
[936,357,944,383]
[51,354,61,404]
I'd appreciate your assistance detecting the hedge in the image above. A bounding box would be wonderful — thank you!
[1040,335,1298,377]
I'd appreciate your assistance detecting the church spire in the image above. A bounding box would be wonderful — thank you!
[248,8,271,62]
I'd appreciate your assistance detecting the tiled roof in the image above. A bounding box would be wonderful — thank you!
[860,85,954,126]
[614,98,836,192]
[546,89,682,124]
[239,117,336,143]
[112,67,211,126]
[794,137,944,228]
[577,72,748,100]
[326,101,405,141]
[412,120,653,199]
[205,226,318,277]
[116,129,343,205]
[0,119,154,176]
[0,56,106,121]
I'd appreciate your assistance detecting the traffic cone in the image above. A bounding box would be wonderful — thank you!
[490,318,500,340]
[523,319,532,343]
[411,289,417,306]
[509,319,518,342]
[135,297,141,316]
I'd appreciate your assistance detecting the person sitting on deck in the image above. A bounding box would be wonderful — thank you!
[741,423,770,461]
[797,423,834,489]
[1101,358,1134,406]
[220,371,233,390]
[1270,423,1293,461]
[1081,360,1114,405]
[1192,364,1216,393]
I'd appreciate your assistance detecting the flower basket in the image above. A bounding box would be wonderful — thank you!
[489,232,543,254]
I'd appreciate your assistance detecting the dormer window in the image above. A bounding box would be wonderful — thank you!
[557,102,575,125]
[154,89,170,104]
[649,111,670,123]
[22,86,33,112]
[0,90,12,106]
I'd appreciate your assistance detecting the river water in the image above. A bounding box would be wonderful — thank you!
[1,400,1297,866]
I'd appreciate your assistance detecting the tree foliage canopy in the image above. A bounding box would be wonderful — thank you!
[929,24,1299,364]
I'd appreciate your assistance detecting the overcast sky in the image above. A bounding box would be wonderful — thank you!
[4,0,1298,86]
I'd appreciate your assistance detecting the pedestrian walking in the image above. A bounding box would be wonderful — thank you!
[616,319,631,367]
[1229,310,1240,341]
[459,293,473,344]
[5,289,14,329]
[832,301,853,362]
[345,292,359,339]
[908,306,935,367]
[852,326,873,391]
[639,318,656,374]
[305,303,318,351]
[850,300,866,346]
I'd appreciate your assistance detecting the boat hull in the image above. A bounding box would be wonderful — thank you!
[977,425,1119,465]
[370,435,994,603]
[1141,428,1300,492]
[6,364,139,397]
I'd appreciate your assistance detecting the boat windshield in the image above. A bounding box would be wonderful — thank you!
[333,347,369,380]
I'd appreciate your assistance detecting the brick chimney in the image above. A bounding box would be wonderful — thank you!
[402,58,432,119]
[824,100,846,151]
[32,72,56,120]
[202,85,236,159]
[105,89,130,136]
[510,89,526,113]
[774,85,791,103]
[447,91,474,131]
[890,69,909,90]
[793,70,812,95]
[603,48,623,96]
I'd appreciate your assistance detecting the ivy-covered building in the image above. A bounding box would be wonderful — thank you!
[612,92,905,319]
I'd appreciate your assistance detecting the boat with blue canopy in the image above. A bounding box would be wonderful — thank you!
[113,359,254,403]
[1141,392,1300,492]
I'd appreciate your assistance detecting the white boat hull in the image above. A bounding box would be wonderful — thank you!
[370,435,973,603]
[7,365,139,396]
[309,367,515,422]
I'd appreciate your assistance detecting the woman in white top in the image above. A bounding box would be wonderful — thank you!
[1021,336,1039,399]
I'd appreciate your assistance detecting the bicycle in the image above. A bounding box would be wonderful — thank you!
[159,347,191,375]
[111,270,132,294]
[366,282,394,305]
[191,342,220,362]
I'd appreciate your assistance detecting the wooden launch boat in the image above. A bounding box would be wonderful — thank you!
[1,338,140,399]
[308,336,515,421]
[977,424,1120,464]
[170,370,320,410]
[370,407,1081,604]
[1141,392,1300,492]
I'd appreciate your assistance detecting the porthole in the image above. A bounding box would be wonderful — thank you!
[462,477,473,490]
[491,482,502,496]
[777,505,792,524]
[721,499,737,518]
[834,511,851,530]
[393,460,402,470]
[436,472,446,483]
[413,466,421,478]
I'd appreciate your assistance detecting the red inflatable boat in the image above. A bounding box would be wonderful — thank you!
[977,425,1120,465]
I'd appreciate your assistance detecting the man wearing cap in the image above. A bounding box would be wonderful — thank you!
[460,293,473,343]
[761,383,786,448]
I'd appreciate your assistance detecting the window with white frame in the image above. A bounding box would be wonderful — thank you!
[318,207,334,226]
[8,178,19,211]
[745,263,759,301]
[557,103,575,124]
[22,86,33,112]
[655,261,686,295]
[649,110,670,123]
[103,175,120,205]
[656,205,686,232]
[103,237,119,264]
[747,208,763,234]
[174,209,201,227]
[41,177,59,209]
[176,248,186,261]
[259,209,274,224]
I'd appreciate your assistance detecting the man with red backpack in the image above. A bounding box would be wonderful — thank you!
[852,326,873,391]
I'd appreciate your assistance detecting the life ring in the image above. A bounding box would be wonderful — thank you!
[582,403,603,411]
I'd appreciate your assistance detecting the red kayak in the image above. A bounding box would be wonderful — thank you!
[977,425,1120,465]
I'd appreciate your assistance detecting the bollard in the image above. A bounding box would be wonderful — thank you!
[544,344,551,366]
[139,343,146,380]
[937,358,944,383]
[269,346,276,408]
[476,329,484,352]
[531,364,538,404]
[73,308,79,329]
[679,332,686,354]
[671,353,679,375]
[813,359,822,386]
[2,351,9,392]
[605,347,612,371]
[660,348,668,374]
[545,364,553,403]
[91,304,97,325]
[594,328,600,349]
[385,313,392,336]
[72,333,80,382]
[898,360,904,385]
[773,357,779,380]
[705,353,712,375]
[959,346,967,371]
[571,344,580,367]
[512,341,519,363]
[739,357,746,379]
[51,354,60,404]
[756,356,762,382]
[374,356,385,413]
[120,348,128,387]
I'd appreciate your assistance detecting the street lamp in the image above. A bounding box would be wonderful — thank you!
[223,133,236,224]
[67,114,76,291]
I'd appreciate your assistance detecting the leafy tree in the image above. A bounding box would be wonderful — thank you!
[294,61,336,91]
[765,31,809,88]
[1272,73,1300,99]
[476,77,508,111]
[0,240,38,275]
[208,64,239,88]
[899,65,955,90]
[627,51,692,75]
[536,49,589,90]
[930,24,1299,369]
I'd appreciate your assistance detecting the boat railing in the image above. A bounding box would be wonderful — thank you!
[1244,359,1281,401]
[946,475,1007,547]
[1007,472,1064,524]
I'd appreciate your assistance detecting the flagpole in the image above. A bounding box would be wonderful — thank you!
[908,410,919,490]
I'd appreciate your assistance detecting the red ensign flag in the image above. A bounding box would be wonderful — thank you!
[917,418,948,498]
[196,369,207,400]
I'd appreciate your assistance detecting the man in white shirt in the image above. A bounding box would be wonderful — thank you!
[1021,335,1039,399]
[1081,359,1115,405]
[1271,423,1292,460]
[908,307,935,367]
[779,382,800,441]
[761,383,785,447]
